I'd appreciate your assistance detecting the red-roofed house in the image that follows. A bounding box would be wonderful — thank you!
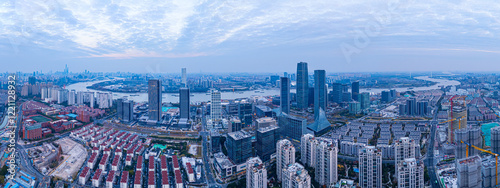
[79,167,90,185]
[175,170,183,188]
[120,171,129,188]
[148,171,155,188]
[106,170,116,188]
[92,169,103,187]
[161,171,169,188]
[134,171,142,188]
[149,156,155,172]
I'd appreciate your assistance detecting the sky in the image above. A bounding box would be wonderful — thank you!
[1,0,500,73]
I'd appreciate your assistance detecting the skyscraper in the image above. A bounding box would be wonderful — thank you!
[301,134,338,186]
[181,68,187,87]
[296,62,309,109]
[280,77,290,114]
[394,137,418,168]
[491,125,500,154]
[68,90,76,105]
[277,139,295,181]
[360,92,370,110]
[359,146,382,188]
[352,81,359,101]
[331,83,343,104]
[454,128,482,159]
[314,70,326,119]
[246,157,267,188]
[148,79,162,122]
[456,155,482,188]
[211,90,222,122]
[282,163,311,188]
[279,114,307,143]
[179,88,190,119]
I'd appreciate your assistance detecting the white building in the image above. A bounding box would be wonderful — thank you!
[57,89,68,104]
[282,163,311,188]
[394,137,418,174]
[277,139,295,181]
[211,90,222,122]
[300,134,315,167]
[314,138,338,186]
[246,157,267,188]
[397,158,424,188]
[97,92,112,108]
[41,87,48,99]
[68,90,76,105]
[359,146,382,188]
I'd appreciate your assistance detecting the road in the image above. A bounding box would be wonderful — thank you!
[201,109,222,188]
[424,101,441,188]
[14,104,49,187]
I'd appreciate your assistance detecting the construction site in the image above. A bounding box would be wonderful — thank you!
[50,137,87,180]
[28,142,62,175]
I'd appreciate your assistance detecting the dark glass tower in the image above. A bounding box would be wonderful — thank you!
[296,62,309,109]
[179,87,190,119]
[280,77,290,114]
[352,81,360,101]
[148,79,162,122]
[314,70,326,119]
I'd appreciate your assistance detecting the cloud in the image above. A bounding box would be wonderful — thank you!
[1,0,500,58]
[85,49,209,59]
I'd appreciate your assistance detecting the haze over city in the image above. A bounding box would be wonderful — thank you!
[2,0,500,73]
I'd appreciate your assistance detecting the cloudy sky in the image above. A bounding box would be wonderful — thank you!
[1,0,500,73]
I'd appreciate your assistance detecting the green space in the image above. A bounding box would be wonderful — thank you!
[31,115,52,123]
[482,122,499,146]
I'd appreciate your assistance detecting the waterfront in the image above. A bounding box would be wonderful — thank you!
[66,76,460,103]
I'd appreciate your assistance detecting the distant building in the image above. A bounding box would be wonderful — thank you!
[360,92,370,110]
[352,81,359,101]
[68,90,76,105]
[179,88,190,119]
[359,146,382,188]
[181,68,187,87]
[117,99,134,122]
[280,77,291,114]
[348,101,361,114]
[314,70,327,119]
[282,163,311,188]
[277,139,295,181]
[296,62,309,109]
[229,117,242,133]
[256,125,280,161]
[148,79,162,122]
[246,157,267,188]
[227,130,253,164]
[238,102,253,126]
[331,83,343,104]
[255,117,276,129]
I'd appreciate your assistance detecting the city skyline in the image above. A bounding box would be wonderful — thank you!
[2,1,500,73]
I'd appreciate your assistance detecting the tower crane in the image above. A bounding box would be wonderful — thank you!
[461,140,499,186]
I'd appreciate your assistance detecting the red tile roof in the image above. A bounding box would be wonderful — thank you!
[186,163,194,174]
[79,167,90,177]
[149,156,155,170]
[92,169,102,180]
[175,170,182,184]
[148,171,155,185]
[120,171,129,183]
[172,155,179,168]
[134,171,142,185]
[161,171,169,185]
[106,171,115,182]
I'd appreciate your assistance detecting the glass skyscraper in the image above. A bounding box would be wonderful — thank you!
[314,70,326,119]
[148,79,162,122]
[179,87,190,119]
[280,77,290,114]
[352,81,359,101]
[296,62,309,109]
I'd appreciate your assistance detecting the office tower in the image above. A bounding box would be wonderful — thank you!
[308,87,315,106]
[491,126,500,154]
[331,83,343,104]
[148,79,162,122]
[179,88,190,119]
[360,92,370,110]
[270,75,280,86]
[397,158,424,188]
[352,81,359,101]
[246,157,267,188]
[28,76,36,85]
[390,89,397,99]
[456,155,482,188]
[255,117,276,129]
[405,97,417,116]
[256,125,280,162]
[277,139,295,181]
[117,98,123,120]
[118,100,135,122]
[394,137,417,168]
[229,117,242,133]
[296,62,309,109]
[454,128,482,159]
[181,68,187,86]
[68,90,76,105]
[238,102,253,126]
[282,163,311,188]
[448,106,467,143]
[211,90,222,122]
[280,77,291,114]
[359,146,382,188]
[314,70,326,119]
[381,90,391,102]
[278,113,307,143]
[416,100,429,116]
[314,137,338,186]
[226,130,252,164]
[348,101,361,114]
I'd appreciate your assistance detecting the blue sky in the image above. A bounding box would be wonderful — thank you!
[1,0,500,73]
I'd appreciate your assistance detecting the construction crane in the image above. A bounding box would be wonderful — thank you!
[438,115,466,129]
[461,140,499,186]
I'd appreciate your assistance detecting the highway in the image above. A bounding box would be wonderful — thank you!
[424,101,441,188]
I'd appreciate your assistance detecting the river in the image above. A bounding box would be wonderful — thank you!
[66,76,460,103]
